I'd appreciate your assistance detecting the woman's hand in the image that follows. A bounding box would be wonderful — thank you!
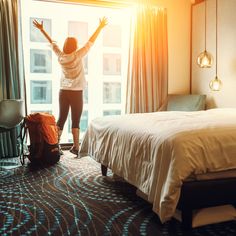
[32,19,53,43]
[99,17,108,29]
[33,19,44,31]
[88,17,108,43]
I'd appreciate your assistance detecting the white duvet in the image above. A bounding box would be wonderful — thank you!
[79,108,236,222]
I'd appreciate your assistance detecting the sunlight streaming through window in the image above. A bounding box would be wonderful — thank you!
[20,0,131,143]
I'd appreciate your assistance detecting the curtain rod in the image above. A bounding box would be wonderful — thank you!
[33,0,134,8]
[33,0,160,8]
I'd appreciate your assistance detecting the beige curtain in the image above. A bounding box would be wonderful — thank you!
[126,4,168,113]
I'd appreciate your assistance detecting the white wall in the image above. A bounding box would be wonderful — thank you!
[192,0,236,108]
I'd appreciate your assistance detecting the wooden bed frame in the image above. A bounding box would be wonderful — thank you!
[178,177,236,229]
[101,164,236,229]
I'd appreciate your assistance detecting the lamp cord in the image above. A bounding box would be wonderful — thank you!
[205,0,207,50]
[216,0,218,75]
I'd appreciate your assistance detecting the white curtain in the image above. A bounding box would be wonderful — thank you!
[126,4,168,113]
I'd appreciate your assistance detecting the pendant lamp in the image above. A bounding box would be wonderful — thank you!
[197,0,213,68]
[209,0,222,91]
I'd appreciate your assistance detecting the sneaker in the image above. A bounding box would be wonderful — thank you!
[69,146,79,156]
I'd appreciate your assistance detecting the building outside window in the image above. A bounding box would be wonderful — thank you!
[30,17,51,43]
[68,110,88,142]
[103,110,121,116]
[103,82,121,104]
[30,80,52,104]
[30,49,52,73]
[68,21,89,74]
[103,25,122,47]
[21,0,131,143]
[103,53,121,75]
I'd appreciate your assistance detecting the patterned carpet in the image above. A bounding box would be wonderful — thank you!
[0,152,236,236]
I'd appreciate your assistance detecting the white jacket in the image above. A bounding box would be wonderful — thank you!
[51,41,93,90]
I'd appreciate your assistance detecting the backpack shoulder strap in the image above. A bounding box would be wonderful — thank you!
[18,118,28,165]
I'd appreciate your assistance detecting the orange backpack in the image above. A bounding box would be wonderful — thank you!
[20,112,60,165]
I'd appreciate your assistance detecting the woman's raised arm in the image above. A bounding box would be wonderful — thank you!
[33,19,53,44]
[88,17,108,43]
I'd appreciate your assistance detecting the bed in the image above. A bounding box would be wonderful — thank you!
[79,108,236,228]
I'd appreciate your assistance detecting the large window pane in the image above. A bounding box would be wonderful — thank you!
[30,81,52,104]
[80,110,88,132]
[83,82,88,104]
[103,82,121,103]
[83,56,88,75]
[68,21,88,45]
[21,0,130,143]
[68,110,88,133]
[103,25,121,47]
[31,110,52,114]
[103,53,121,75]
[30,49,52,73]
[30,17,51,42]
[68,21,88,74]
[103,110,121,116]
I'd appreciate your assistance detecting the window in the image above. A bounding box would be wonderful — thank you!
[80,110,88,132]
[103,53,121,75]
[30,17,51,42]
[103,110,121,116]
[68,21,89,74]
[103,82,121,103]
[68,21,88,45]
[67,110,88,143]
[83,82,88,104]
[103,25,122,47]
[21,0,131,143]
[30,81,52,104]
[31,110,52,114]
[30,49,52,73]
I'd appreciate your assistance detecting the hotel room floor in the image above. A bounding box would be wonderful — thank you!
[0,152,236,236]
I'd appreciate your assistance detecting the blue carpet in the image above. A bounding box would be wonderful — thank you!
[0,153,236,236]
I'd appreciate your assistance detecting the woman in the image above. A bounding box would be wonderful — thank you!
[33,17,108,156]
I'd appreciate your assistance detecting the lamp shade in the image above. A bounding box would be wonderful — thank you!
[209,76,222,91]
[197,50,213,68]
